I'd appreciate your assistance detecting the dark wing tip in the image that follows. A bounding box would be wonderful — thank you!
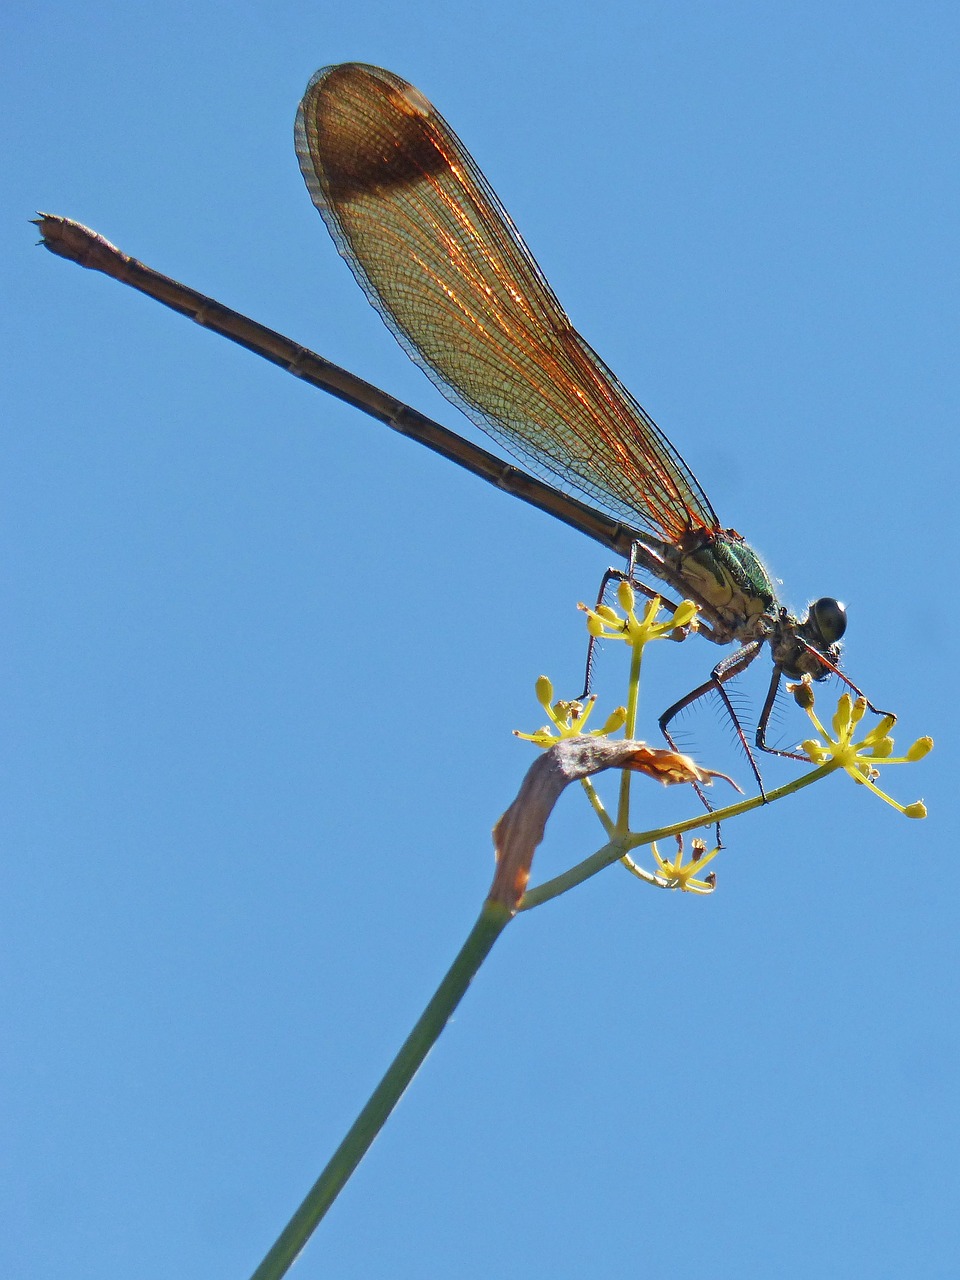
[298,63,447,205]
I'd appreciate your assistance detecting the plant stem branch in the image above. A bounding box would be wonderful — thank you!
[521,761,837,909]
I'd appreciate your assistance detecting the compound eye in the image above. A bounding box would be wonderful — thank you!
[811,597,847,644]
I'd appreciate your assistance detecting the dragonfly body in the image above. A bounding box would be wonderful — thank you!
[295,63,852,748]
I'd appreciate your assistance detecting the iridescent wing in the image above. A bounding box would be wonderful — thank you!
[295,63,718,542]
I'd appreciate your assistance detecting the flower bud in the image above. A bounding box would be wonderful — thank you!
[598,707,627,734]
[790,677,815,710]
[616,580,635,612]
[832,694,853,736]
[671,600,698,629]
[535,674,553,705]
[640,597,662,625]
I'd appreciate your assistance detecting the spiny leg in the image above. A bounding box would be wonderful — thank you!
[756,666,812,762]
[659,641,766,815]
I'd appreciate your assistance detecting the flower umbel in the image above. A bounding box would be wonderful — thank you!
[580,582,697,648]
[650,834,719,893]
[513,674,626,747]
[618,834,720,893]
[580,587,699,762]
[795,683,931,818]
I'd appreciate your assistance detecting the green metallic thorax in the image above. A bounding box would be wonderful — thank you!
[675,531,778,640]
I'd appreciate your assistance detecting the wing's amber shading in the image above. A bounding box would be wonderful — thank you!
[295,63,717,542]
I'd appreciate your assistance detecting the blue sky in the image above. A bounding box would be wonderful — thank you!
[5,3,958,1277]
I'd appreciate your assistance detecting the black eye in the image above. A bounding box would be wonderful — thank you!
[811,597,847,645]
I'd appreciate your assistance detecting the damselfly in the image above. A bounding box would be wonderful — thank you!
[37,62,885,787]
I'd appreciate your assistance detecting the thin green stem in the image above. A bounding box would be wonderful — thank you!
[247,899,512,1280]
[520,761,838,909]
[618,852,660,886]
[616,640,644,831]
[580,776,615,835]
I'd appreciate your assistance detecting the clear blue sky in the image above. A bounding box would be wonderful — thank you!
[5,3,957,1277]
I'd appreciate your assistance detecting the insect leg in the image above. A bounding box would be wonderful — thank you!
[659,640,766,806]
[755,666,813,762]
[794,641,895,722]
